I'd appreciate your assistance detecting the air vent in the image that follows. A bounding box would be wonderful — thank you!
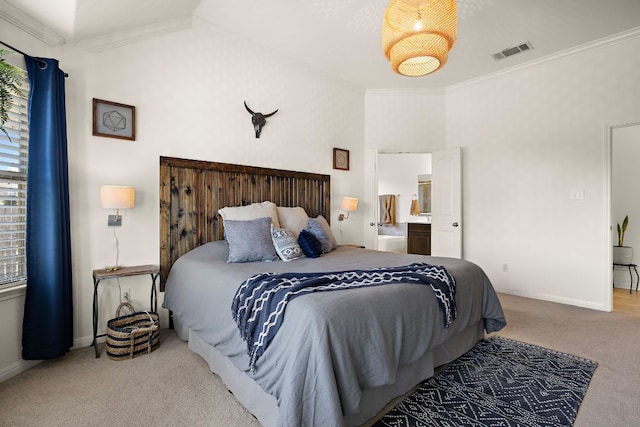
[492,41,533,61]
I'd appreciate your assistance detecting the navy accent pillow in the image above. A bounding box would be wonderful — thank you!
[298,229,322,258]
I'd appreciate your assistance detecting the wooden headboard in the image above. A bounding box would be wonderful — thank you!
[159,156,331,291]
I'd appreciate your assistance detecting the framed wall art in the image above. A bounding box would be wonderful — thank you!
[92,98,136,141]
[333,148,349,171]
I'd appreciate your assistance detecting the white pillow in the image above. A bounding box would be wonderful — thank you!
[218,201,280,228]
[271,225,305,262]
[276,206,309,238]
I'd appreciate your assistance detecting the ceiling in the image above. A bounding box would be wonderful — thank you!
[4,0,640,90]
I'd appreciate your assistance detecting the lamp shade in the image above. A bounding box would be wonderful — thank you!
[341,197,359,212]
[100,185,135,209]
[382,0,457,77]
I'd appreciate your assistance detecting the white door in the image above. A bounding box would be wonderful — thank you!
[431,147,462,258]
[364,148,379,250]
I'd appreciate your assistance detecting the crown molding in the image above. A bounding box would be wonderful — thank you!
[0,0,64,46]
[447,26,640,92]
[366,88,446,96]
[75,17,192,53]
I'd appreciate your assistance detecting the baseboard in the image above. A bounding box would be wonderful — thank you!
[0,359,41,384]
[613,283,636,291]
[73,336,97,349]
[495,287,606,311]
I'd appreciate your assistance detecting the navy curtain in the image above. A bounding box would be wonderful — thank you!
[22,56,73,360]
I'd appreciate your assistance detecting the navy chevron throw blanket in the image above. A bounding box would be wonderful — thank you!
[231,263,457,372]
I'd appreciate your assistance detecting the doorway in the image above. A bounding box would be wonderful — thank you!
[375,152,432,254]
[368,148,462,257]
[610,122,640,313]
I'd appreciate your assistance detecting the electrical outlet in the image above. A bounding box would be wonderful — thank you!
[570,189,585,200]
[123,291,129,302]
[502,263,509,272]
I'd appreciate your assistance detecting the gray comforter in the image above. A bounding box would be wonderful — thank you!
[163,242,506,427]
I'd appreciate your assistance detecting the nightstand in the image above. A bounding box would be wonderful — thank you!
[92,264,160,358]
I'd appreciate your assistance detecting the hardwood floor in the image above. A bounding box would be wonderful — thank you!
[613,287,640,316]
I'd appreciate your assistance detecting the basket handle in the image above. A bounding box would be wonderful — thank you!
[115,302,136,318]
[128,324,158,336]
[127,324,158,356]
[142,311,157,326]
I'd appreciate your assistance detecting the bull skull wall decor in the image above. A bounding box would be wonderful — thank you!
[244,101,278,138]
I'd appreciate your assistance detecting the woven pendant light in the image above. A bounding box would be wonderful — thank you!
[382,0,457,77]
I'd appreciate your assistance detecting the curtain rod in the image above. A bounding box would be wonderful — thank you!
[0,39,69,78]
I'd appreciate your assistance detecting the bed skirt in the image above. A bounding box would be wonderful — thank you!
[184,320,485,427]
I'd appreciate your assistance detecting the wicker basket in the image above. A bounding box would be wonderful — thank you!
[106,303,160,360]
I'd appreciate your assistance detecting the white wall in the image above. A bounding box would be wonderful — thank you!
[364,90,446,153]
[446,34,640,309]
[1,18,364,380]
[612,124,640,288]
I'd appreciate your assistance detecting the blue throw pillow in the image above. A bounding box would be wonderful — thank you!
[298,229,322,258]
[308,215,338,253]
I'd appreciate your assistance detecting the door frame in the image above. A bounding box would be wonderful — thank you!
[605,120,640,312]
[367,149,461,256]
[363,148,379,250]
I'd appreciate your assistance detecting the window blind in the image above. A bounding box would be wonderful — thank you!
[0,80,28,289]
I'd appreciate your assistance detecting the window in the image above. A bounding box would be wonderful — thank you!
[0,75,28,290]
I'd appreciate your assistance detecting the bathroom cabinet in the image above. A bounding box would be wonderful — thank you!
[407,222,431,255]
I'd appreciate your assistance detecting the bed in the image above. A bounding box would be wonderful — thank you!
[159,156,506,427]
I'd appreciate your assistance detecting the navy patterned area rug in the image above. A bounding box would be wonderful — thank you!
[374,336,597,427]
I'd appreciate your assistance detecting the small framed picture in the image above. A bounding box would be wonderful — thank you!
[92,98,136,141]
[333,148,350,171]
